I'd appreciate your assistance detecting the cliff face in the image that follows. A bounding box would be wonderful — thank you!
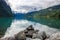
[0,0,13,17]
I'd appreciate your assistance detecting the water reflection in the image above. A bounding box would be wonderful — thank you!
[26,17,60,29]
[0,18,13,35]
[3,19,59,38]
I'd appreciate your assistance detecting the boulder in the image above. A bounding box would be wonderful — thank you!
[26,25,34,31]
[15,31,26,40]
[32,31,50,40]
[25,25,39,38]
[15,25,38,40]
[15,30,38,40]
[25,30,35,38]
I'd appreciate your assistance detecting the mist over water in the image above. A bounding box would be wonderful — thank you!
[1,19,59,39]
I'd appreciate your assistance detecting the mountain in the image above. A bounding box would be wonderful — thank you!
[13,6,42,13]
[25,5,60,18]
[0,0,13,17]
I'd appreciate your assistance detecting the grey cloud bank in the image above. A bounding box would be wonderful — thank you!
[5,0,60,13]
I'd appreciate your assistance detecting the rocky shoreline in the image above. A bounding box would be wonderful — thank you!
[0,25,60,40]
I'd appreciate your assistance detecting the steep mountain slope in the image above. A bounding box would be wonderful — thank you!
[0,0,13,17]
[25,5,60,18]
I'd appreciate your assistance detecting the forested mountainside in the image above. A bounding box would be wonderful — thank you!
[0,0,13,17]
[25,5,60,18]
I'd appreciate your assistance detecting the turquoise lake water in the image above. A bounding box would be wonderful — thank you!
[0,17,60,36]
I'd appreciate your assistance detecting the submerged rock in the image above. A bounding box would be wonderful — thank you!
[26,38,41,40]
[1,25,60,40]
[0,37,15,40]
[46,32,60,40]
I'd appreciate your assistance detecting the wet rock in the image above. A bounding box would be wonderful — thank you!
[1,25,52,40]
[26,30,35,38]
[26,25,34,31]
[47,32,60,40]
[32,31,50,40]
[25,25,39,38]
[14,25,39,40]
[15,31,26,40]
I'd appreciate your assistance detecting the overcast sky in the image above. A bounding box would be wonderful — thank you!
[5,0,60,13]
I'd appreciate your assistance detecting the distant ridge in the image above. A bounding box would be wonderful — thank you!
[25,5,60,18]
[27,5,60,13]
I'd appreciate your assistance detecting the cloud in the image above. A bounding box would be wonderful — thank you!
[5,0,60,13]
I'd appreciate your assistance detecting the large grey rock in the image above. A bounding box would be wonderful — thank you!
[32,31,50,40]
[25,25,39,38]
[15,31,26,40]
[26,25,34,31]
[25,25,34,38]
[15,25,39,40]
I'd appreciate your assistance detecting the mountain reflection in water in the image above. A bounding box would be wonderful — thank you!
[0,17,60,38]
[2,19,59,38]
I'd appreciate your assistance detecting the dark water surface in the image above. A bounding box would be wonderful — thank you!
[0,18,13,35]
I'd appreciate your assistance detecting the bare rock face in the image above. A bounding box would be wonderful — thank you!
[46,32,60,40]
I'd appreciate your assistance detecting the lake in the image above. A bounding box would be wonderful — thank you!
[0,17,60,37]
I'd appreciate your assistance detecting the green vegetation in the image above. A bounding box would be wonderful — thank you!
[0,0,13,17]
[26,5,60,19]
[33,8,60,18]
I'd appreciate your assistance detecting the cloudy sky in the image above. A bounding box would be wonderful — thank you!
[5,0,60,13]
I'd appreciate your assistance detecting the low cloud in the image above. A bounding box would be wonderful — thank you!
[5,0,60,13]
